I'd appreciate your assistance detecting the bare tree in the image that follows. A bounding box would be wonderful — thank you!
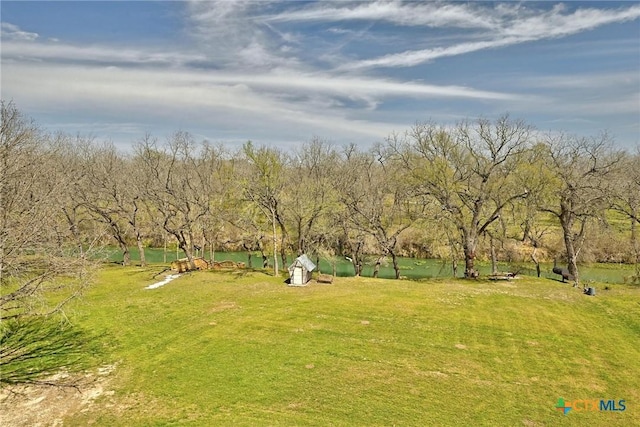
[134,132,212,269]
[50,135,97,258]
[0,102,98,318]
[389,114,532,278]
[0,101,99,387]
[287,138,339,257]
[197,141,233,263]
[329,144,367,276]
[331,144,421,279]
[241,141,289,275]
[77,142,133,265]
[505,144,555,277]
[540,132,623,286]
[611,149,640,268]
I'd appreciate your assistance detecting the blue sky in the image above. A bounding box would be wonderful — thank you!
[1,1,639,151]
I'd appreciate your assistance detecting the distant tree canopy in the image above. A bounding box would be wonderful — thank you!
[1,101,636,291]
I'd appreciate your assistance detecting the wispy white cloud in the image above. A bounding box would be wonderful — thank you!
[263,1,499,29]
[2,62,400,144]
[1,33,518,101]
[2,60,520,118]
[186,0,259,41]
[2,54,533,151]
[184,0,301,71]
[337,37,526,71]
[1,41,206,66]
[305,2,640,70]
[1,22,39,41]
[267,1,640,35]
[500,3,640,38]
[182,1,640,74]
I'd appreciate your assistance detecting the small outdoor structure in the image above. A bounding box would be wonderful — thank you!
[171,257,209,273]
[288,254,316,286]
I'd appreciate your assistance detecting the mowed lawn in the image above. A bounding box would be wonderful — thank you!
[67,265,640,426]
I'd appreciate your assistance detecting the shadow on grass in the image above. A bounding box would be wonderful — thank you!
[0,317,103,388]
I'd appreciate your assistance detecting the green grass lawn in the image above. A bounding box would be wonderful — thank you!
[65,265,640,426]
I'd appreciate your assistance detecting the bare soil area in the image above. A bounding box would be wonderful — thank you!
[0,364,116,427]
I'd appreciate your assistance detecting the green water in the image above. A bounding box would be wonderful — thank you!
[105,247,636,284]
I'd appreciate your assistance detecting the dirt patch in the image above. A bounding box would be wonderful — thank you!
[208,301,239,313]
[0,364,117,427]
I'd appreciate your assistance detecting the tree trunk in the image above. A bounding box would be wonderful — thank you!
[279,222,288,274]
[373,256,382,278]
[350,254,363,277]
[353,241,364,277]
[634,218,640,279]
[274,210,288,275]
[448,236,458,277]
[297,218,304,255]
[188,230,196,258]
[0,241,4,285]
[631,217,638,265]
[121,245,131,266]
[280,247,287,276]
[271,208,279,276]
[489,234,497,275]
[136,233,146,267]
[531,246,540,278]
[391,251,400,279]
[163,234,167,263]
[462,230,478,278]
[452,257,458,278]
[62,208,84,257]
[464,254,476,278]
[175,231,195,270]
[131,201,145,266]
[113,231,130,266]
[561,219,579,286]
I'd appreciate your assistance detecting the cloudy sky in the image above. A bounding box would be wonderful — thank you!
[1,1,639,150]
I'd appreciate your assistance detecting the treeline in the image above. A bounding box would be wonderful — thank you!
[2,101,639,294]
